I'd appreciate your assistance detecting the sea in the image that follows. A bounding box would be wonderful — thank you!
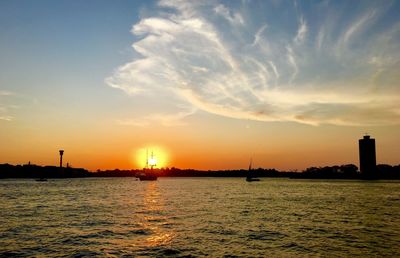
[0,178,399,257]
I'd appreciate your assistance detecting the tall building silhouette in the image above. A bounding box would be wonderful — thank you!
[359,135,376,178]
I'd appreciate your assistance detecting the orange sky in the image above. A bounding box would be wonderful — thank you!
[1,111,399,171]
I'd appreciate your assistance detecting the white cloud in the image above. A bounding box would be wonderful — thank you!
[0,91,16,121]
[0,115,12,121]
[286,46,298,83]
[294,16,307,44]
[316,27,324,51]
[251,24,268,47]
[117,108,196,127]
[343,11,375,44]
[214,4,244,25]
[107,1,400,126]
[0,90,14,96]
[268,61,279,79]
[0,106,15,122]
[335,10,377,56]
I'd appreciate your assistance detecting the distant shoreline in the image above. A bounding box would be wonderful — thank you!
[1,163,399,180]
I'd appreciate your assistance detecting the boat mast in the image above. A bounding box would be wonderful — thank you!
[247,158,253,179]
[145,149,149,169]
[150,151,155,170]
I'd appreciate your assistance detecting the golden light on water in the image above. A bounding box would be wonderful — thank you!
[134,145,170,168]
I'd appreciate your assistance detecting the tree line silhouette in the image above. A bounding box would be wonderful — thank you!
[1,163,399,179]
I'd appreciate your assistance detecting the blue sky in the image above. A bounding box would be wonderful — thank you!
[1,0,400,125]
[1,0,399,169]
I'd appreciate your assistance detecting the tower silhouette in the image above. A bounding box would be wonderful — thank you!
[59,150,64,168]
[359,135,376,178]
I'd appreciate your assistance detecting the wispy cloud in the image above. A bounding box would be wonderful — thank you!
[0,90,14,96]
[316,27,324,51]
[107,0,400,126]
[117,108,196,127]
[0,105,17,122]
[335,10,377,56]
[214,4,244,25]
[0,115,12,121]
[294,16,307,44]
[0,90,16,121]
[251,24,268,47]
[286,46,298,84]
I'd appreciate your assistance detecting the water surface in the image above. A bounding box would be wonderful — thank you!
[1,178,399,257]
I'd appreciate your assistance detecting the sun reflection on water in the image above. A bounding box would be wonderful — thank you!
[140,182,175,248]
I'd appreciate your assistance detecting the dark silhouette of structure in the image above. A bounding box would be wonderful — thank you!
[246,159,260,182]
[137,150,158,181]
[59,150,64,168]
[1,163,399,179]
[0,163,90,178]
[359,135,377,178]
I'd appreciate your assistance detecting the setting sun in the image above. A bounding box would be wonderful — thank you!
[148,157,157,167]
[134,145,170,169]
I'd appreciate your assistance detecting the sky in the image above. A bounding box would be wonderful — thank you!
[0,0,399,171]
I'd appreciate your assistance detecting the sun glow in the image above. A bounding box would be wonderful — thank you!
[134,145,170,169]
[148,157,157,167]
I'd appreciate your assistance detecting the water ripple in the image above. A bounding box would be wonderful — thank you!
[0,178,399,257]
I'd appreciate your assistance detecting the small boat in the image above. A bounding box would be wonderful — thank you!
[137,172,157,181]
[36,178,48,182]
[246,177,260,182]
[246,159,260,182]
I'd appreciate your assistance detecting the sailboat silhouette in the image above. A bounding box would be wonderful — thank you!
[137,149,158,181]
[246,158,260,182]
